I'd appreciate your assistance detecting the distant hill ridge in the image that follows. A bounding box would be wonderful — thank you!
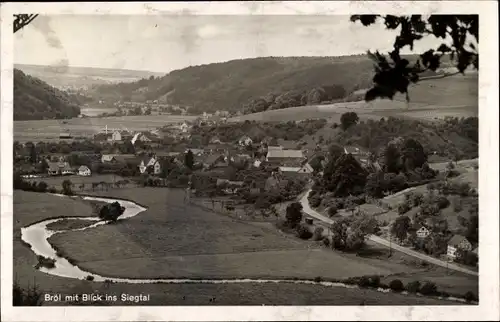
[91,54,446,114]
[15,64,164,90]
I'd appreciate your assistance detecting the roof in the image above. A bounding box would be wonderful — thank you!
[47,162,59,171]
[448,235,470,247]
[344,146,361,154]
[78,165,90,171]
[267,146,283,151]
[204,154,224,165]
[279,167,302,172]
[267,150,304,159]
[277,139,298,150]
[154,151,181,157]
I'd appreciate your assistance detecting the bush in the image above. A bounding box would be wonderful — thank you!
[406,280,421,293]
[86,275,94,281]
[357,276,371,288]
[398,202,411,215]
[328,206,338,217]
[98,201,125,222]
[367,275,380,288]
[309,195,321,208]
[420,281,438,295]
[322,237,330,247]
[464,291,478,303]
[35,256,55,269]
[312,227,325,241]
[314,276,322,283]
[296,224,313,240]
[389,279,405,292]
[435,196,450,209]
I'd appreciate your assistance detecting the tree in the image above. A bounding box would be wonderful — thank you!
[98,202,125,222]
[384,144,402,173]
[365,172,386,198]
[328,144,345,163]
[389,279,405,292]
[27,143,37,164]
[351,213,380,235]
[340,112,359,130]
[61,180,73,196]
[350,15,478,102]
[14,14,39,33]
[184,150,194,169]
[285,202,303,228]
[401,138,427,171]
[323,154,368,197]
[391,215,411,243]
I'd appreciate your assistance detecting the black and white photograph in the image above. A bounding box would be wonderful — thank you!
[1,1,498,321]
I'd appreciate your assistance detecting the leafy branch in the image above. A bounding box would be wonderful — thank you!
[14,14,39,33]
[350,15,479,103]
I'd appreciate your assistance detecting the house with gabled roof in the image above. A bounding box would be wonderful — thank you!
[447,235,473,259]
[415,224,431,239]
[78,165,91,176]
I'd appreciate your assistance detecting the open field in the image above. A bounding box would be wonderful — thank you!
[26,174,127,191]
[230,74,477,123]
[14,114,196,143]
[48,188,426,280]
[13,190,460,305]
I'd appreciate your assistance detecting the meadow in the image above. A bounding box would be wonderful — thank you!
[13,190,462,305]
[230,74,478,123]
[14,114,196,143]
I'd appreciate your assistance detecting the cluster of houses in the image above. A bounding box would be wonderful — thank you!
[414,224,477,262]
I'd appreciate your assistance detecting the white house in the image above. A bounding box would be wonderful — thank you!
[415,225,431,239]
[179,122,190,133]
[447,235,473,260]
[238,135,253,147]
[108,131,122,142]
[101,154,116,163]
[78,165,92,176]
[138,157,162,175]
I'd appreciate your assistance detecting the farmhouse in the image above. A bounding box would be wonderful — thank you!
[78,165,92,176]
[107,130,122,142]
[61,163,75,176]
[415,225,431,239]
[447,235,473,260]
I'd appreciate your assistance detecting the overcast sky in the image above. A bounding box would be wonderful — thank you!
[14,15,442,73]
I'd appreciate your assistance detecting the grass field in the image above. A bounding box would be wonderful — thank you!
[48,188,425,280]
[230,74,478,123]
[13,190,471,305]
[14,114,196,143]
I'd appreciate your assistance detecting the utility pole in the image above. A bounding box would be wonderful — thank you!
[389,232,393,257]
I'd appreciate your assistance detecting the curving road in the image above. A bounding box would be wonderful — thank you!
[299,190,478,277]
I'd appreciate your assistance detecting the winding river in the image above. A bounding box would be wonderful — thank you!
[20,194,470,303]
